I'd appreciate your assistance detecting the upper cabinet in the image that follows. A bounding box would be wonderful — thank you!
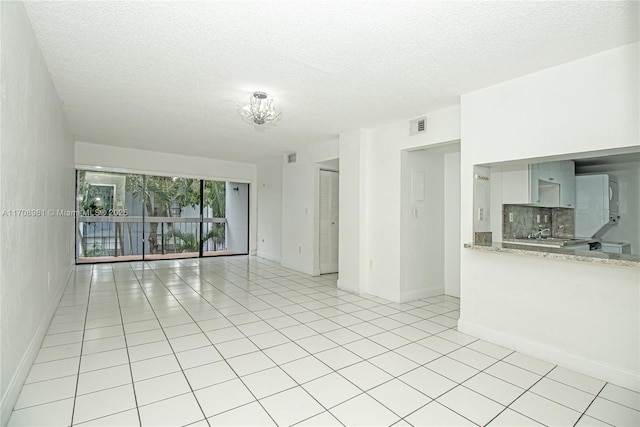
[558,160,575,208]
[499,160,575,208]
[532,160,575,208]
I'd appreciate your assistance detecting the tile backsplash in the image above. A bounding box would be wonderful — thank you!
[551,208,575,238]
[503,204,574,239]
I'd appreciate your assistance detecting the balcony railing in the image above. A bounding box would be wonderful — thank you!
[76,215,227,261]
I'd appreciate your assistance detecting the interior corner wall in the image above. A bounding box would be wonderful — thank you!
[256,160,283,263]
[459,43,640,390]
[314,137,340,163]
[400,150,445,301]
[279,140,340,277]
[281,153,319,275]
[444,151,461,297]
[1,2,75,424]
[337,129,369,295]
[361,106,461,302]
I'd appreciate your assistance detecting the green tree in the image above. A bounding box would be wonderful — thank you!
[168,229,200,253]
[125,176,225,254]
[203,181,226,250]
[78,171,226,256]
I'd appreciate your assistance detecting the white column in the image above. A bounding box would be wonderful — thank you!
[337,129,369,294]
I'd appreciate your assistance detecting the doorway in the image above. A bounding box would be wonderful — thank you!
[400,142,461,299]
[319,170,339,274]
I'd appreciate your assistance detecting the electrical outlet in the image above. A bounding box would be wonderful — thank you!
[509,212,514,222]
[478,208,484,221]
[536,214,540,223]
[544,214,548,223]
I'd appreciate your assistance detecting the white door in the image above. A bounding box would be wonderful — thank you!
[319,170,339,274]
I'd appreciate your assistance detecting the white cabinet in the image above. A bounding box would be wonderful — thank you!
[497,160,575,208]
[534,160,575,208]
[498,164,531,205]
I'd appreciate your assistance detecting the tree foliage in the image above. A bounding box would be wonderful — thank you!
[77,171,227,255]
[124,176,226,254]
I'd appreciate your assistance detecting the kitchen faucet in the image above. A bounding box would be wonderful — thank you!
[528,227,551,239]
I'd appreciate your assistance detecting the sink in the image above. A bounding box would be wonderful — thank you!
[506,238,588,248]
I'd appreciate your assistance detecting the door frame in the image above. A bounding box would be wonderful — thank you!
[319,168,340,274]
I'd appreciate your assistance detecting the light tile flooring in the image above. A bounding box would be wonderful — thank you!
[8,256,640,427]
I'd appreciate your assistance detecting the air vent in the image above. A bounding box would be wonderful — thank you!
[409,117,427,136]
[287,153,297,163]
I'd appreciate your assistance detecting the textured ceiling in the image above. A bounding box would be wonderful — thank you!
[24,1,639,163]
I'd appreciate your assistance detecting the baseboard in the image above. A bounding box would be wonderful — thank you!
[337,278,361,295]
[281,259,315,276]
[458,319,640,392]
[398,286,444,303]
[256,251,281,264]
[1,268,72,427]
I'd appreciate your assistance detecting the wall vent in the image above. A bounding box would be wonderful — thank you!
[409,117,427,136]
[287,153,297,163]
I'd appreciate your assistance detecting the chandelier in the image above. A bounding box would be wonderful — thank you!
[238,92,282,127]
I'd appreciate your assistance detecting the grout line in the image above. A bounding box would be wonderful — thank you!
[69,268,94,426]
[27,255,613,427]
[154,259,362,424]
[126,264,212,426]
[572,381,609,426]
[111,263,144,427]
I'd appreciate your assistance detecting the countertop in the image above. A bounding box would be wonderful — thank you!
[464,242,640,268]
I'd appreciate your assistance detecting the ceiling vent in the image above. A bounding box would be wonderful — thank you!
[287,153,297,163]
[410,117,427,136]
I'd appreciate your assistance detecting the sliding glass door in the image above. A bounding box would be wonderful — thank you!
[202,180,227,256]
[76,170,249,263]
[76,170,144,262]
[142,175,201,260]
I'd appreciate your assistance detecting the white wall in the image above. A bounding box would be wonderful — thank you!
[466,42,639,165]
[472,165,492,233]
[281,110,461,296]
[256,160,282,262]
[460,43,640,390]
[75,142,259,255]
[76,141,257,182]
[0,2,75,424]
[400,150,445,300]
[353,106,461,302]
[459,252,639,390]
[444,151,461,297]
[279,138,341,277]
[314,137,340,163]
[399,146,461,300]
[225,182,249,254]
[337,129,369,293]
[576,161,640,255]
[281,153,319,275]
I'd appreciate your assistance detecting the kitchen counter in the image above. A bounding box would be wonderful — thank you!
[464,242,640,268]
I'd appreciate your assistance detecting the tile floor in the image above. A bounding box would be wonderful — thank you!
[8,256,640,426]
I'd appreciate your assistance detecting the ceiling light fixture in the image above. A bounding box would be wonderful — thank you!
[238,91,282,127]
